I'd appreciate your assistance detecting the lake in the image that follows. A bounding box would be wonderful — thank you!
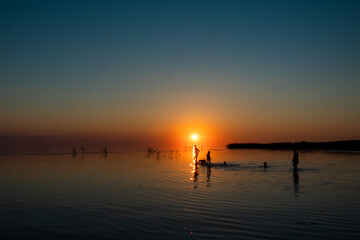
[0,149,359,239]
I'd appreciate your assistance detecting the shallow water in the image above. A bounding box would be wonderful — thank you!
[0,149,359,239]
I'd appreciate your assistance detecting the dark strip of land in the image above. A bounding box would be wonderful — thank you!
[227,140,360,150]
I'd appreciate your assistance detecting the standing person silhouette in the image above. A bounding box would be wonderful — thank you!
[193,145,200,162]
[206,151,211,165]
[292,149,299,170]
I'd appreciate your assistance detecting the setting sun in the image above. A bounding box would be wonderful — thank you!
[192,134,198,140]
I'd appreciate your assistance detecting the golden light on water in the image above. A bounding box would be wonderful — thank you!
[192,134,198,140]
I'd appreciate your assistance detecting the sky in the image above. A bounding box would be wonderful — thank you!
[1,0,360,150]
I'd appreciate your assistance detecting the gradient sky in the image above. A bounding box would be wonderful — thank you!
[1,0,360,148]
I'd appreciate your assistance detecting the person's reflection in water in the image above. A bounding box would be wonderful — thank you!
[103,147,108,159]
[102,150,108,160]
[206,164,211,186]
[194,161,198,180]
[193,161,198,189]
[293,170,300,198]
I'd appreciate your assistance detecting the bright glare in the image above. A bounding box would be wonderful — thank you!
[192,134,198,140]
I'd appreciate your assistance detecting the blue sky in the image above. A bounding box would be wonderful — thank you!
[1,0,359,146]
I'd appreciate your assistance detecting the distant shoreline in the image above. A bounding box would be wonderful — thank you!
[227,140,360,151]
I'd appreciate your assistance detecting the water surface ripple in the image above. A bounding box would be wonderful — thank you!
[0,150,359,239]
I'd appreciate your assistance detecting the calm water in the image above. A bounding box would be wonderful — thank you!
[0,149,359,239]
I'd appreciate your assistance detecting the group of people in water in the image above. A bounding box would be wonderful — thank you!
[192,145,300,196]
[193,145,300,170]
[193,145,212,165]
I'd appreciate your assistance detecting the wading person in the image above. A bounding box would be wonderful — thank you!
[292,149,299,170]
[206,151,211,165]
[193,145,200,162]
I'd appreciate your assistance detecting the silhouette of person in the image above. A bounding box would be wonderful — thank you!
[264,162,268,168]
[292,149,299,170]
[193,145,200,162]
[206,151,211,165]
[72,148,77,156]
